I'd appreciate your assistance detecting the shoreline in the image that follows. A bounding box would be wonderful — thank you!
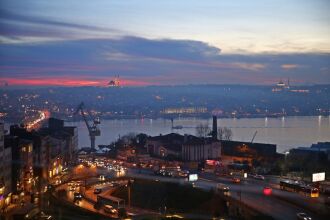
[7,114,330,124]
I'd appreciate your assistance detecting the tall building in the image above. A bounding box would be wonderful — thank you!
[38,118,78,178]
[5,137,34,194]
[0,122,12,210]
[9,118,77,183]
[40,118,78,163]
[9,125,45,183]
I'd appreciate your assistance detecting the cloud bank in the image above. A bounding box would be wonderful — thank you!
[0,9,329,86]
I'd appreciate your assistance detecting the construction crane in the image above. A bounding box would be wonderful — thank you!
[251,130,257,143]
[74,102,101,150]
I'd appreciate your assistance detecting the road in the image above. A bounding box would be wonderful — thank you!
[55,182,118,219]
[126,168,327,220]
[43,162,328,220]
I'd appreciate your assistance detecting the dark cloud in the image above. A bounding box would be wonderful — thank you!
[0,9,122,40]
[0,37,329,85]
[0,9,110,31]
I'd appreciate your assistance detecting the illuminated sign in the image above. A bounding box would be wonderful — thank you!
[206,160,220,166]
[312,172,325,182]
[189,174,198,182]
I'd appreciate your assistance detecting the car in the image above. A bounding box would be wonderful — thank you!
[74,192,82,200]
[164,171,173,177]
[69,186,76,191]
[217,183,230,192]
[232,177,241,183]
[94,188,102,194]
[103,205,118,214]
[254,175,265,180]
[296,212,312,220]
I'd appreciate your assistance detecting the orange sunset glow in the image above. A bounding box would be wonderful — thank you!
[1,77,151,87]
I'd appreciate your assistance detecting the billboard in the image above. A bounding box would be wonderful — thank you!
[312,172,325,182]
[206,160,220,166]
[188,174,198,182]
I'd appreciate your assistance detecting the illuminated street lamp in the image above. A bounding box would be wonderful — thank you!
[126,179,134,208]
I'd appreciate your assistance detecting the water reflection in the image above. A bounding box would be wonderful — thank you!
[66,116,330,153]
[264,117,268,127]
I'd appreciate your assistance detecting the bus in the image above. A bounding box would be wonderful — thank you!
[280,180,319,198]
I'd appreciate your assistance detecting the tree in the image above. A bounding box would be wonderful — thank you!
[217,127,233,140]
[195,123,211,137]
[123,132,137,143]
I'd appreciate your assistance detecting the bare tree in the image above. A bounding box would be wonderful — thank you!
[122,132,137,144]
[217,127,233,140]
[195,123,211,137]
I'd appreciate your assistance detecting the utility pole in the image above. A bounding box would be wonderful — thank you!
[127,179,132,208]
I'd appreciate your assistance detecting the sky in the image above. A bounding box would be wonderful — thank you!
[0,0,329,86]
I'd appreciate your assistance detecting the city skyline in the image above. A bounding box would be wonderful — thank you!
[0,0,329,86]
[1,2,330,219]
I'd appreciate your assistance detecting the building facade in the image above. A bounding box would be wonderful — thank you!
[146,133,221,162]
[220,140,277,166]
[0,122,12,210]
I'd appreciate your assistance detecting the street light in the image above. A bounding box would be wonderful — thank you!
[126,179,134,208]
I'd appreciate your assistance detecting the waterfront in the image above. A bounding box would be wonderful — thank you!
[67,116,330,153]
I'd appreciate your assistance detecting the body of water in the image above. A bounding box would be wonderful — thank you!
[66,116,330,153]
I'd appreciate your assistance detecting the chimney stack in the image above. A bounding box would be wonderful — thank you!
[184,134,188,143]
[212,115,218,140]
